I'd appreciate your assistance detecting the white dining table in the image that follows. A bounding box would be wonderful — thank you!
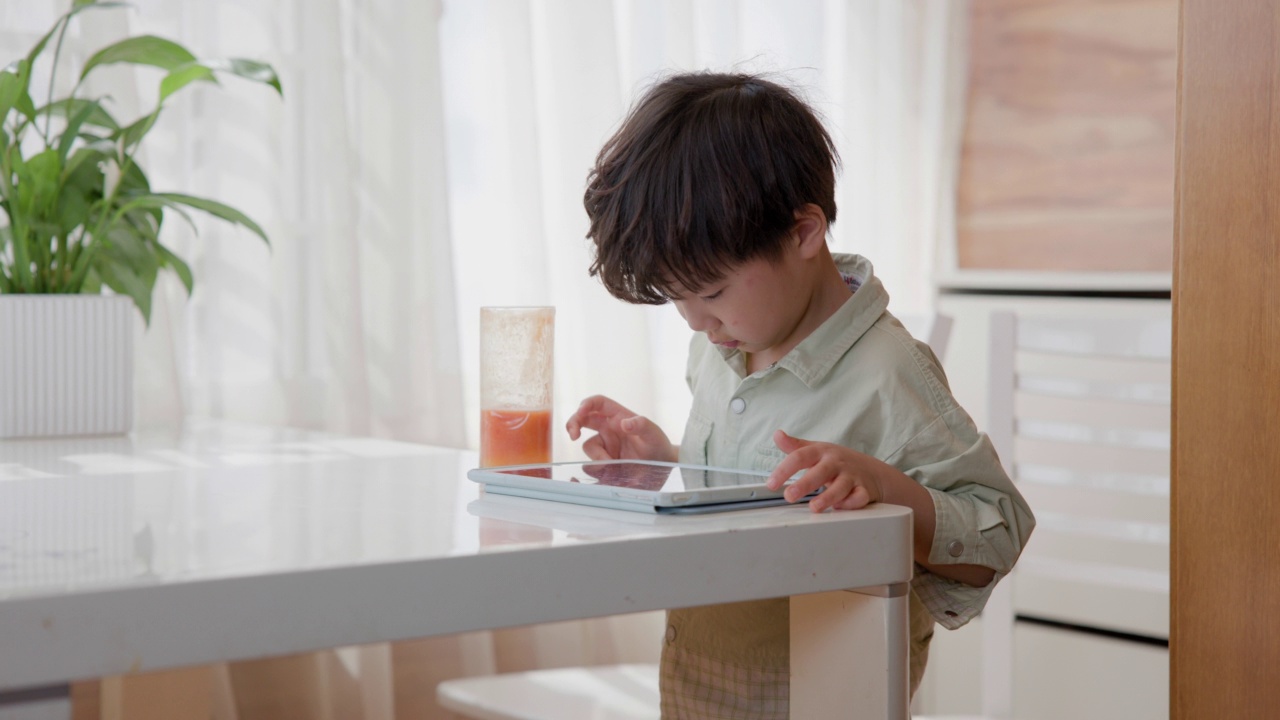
[0,420,912,719]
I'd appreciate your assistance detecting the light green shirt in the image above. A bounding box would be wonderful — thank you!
[660,254,1035,715]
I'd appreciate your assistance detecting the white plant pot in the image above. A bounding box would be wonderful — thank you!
[0,295,134,438]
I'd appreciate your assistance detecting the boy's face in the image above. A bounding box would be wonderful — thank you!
[669,249,810,365]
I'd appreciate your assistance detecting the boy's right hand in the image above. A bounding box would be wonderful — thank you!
[565,395,678,462]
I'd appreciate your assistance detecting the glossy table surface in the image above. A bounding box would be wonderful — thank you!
[0,420,912,693]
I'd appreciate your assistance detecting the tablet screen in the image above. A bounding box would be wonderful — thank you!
[495,461,767,493]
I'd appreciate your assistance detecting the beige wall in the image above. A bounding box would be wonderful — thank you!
[958,0,1178,273]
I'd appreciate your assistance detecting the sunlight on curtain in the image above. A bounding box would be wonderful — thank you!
[64,0,467,448]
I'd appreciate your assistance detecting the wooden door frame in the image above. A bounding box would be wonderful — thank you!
[1171,1,1280,717]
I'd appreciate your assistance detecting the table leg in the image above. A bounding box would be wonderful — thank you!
[790,584,909,720]
[0,685,70,720]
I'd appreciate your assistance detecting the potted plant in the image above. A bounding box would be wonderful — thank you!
[0,0,281,437]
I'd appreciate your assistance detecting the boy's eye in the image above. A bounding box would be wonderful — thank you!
[701,289,724,301]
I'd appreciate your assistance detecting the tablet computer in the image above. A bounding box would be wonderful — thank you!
[467,459,815,514]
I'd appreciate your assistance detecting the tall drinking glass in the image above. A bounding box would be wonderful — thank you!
[479,307,555,467]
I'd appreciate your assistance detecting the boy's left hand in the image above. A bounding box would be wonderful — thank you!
[765,430,885,512]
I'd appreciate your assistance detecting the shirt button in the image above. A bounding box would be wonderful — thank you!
[947,540,964,558]
[730,397,746,414]
[666,625,677,644]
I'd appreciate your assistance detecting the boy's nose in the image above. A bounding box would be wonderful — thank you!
[673,298,721,334]
[682,309,716,333]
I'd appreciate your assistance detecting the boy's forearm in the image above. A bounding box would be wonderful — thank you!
[876,465,996,588]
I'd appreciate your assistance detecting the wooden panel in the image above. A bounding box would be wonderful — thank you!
[958,0,1178,272]
[1171,0,1280,717]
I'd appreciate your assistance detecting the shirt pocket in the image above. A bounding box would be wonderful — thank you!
[752,444,787,473]
[680,415,713,465]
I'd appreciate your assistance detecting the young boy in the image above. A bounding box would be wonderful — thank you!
[565,72,1034,719]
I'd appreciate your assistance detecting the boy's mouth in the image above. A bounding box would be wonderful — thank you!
[712,339,740,349]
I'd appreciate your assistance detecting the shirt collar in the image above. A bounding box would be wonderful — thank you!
[713,253,889,387]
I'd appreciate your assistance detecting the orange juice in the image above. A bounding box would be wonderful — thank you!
[480,408,552,467]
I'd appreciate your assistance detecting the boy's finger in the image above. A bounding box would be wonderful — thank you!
[834,485,873,511]
[580,394,634,420]
[766,443,819,490]
[766,458,797,491]
[620,415,652,434]
[808,474,854,511]
[582,435,614,461]
[785,461,834,503]
[772,429,812,453]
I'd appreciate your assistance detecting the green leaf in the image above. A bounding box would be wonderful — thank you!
[158,58,284,104]
[117,160,151,193]
[56,153,105,221]
[61,142,112,186]
[35,98,120,132]
[153,241,193,294]
[200,58,283,97]
[56,101,102,165]
[81,36,198,80]
[14,91,36,124]
[55,178,92,232]
[0,62,36,124]
[80,266,102,294]
[25,22,61,68]
[103,222,155,268]
[114,110,160,151]
[125,201,180,237]
[129,192,269,246]
[93,251,153,323]
[158,63,219,103]
[0,70,24,122]
[18,148,61,217]
[111,173,185,239]
[0,149,32,290]
[98,223,161,314]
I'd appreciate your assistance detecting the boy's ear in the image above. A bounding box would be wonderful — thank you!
[792,204,829,259]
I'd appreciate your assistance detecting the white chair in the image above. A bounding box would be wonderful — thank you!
[919,308,1171,720]
[437,312,956,720]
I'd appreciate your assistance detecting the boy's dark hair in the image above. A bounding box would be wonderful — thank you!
[584,72,840,305]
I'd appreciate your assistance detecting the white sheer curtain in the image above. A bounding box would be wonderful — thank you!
[0,0,465,443]
[443,0,969,450]
[129,0,464,447]
[2,0,966,716]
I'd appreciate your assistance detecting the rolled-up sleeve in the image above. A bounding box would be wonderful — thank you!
[891,407,1036,630]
